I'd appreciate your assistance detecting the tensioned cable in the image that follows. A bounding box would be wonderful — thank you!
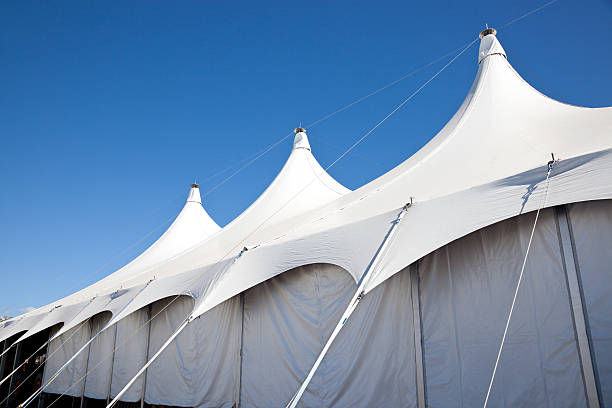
[482,160,555,408]
[0,319,90,407]
[44,294,188,408]
[8,292,186,408]
[200,39,479,198]
[19,282,154,408]
[324,39,478,171]
[193,37,478,313]
[3,30,480,342]
[0,294,99,389]
[240,38,478,254]
[498,0,560,30]
[286,204,411,408]
[24,3,562,405]
[45,215,175,313]
[101,42,481,403]
[305,41,476,130]
[0,340,52,388]
[204,131,295,197]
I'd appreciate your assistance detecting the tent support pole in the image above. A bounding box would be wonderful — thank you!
[80,320,94,408]
[6,342,22,408]
[140,305,153,408]
[105,324,118,406]
[410,263,426,408]
[0,340,7,406]
[0,341,6,381]
[38,329,56,408]
[286,204,410,408]
[236,292,245,408]
[555,205,601,408]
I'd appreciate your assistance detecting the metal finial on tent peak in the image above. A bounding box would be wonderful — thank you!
[294,127,307,134]
[479,27,497,39]
[191,183,200,188]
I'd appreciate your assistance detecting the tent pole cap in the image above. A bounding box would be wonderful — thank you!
[479,27,497,39]
[191,183,200,188]
[294,127,307,134]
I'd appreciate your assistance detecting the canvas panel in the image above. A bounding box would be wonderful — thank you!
[419,208,586,407]
[110,307,150,402]
[83,313,114,399]
[239,263,355,408]
[43,320,92,397]
[144,295,241,408]
[240,263,417,407]
[567,199,612,406]
[314,266,418,408]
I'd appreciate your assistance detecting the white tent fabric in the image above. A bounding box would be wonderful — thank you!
[0,184,220,343]
[4,31,610,346]
[240,263,419,408]
[239,263,356,407]
[177,31,612,322]
[144,295,242,407]
[42,321,93,397]
[566,200,612,406]
[1,29,611,408]
[418,207,585,407]
[0,128,351,344]
[109,307,150,402]
[83,313,115,399]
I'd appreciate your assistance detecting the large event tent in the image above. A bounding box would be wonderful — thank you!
[1,29,611,408]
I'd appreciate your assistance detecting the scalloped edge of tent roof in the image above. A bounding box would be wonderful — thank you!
[2,30,611,342]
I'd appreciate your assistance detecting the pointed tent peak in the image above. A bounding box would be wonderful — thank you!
[293,127,311,151]
[478,27,506,64]
[187,183,202,204]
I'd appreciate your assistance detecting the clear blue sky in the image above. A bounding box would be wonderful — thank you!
[1,1,611,317]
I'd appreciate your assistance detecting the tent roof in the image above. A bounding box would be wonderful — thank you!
[1,184,219,341]
[187,30,612,318]
[1,130,351,341]
[2,31,611,342]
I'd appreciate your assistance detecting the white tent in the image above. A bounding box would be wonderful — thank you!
[1,29,611,408]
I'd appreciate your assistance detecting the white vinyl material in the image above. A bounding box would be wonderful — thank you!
[418,208,586,407]
[83,313,115,399]
[0,185,220,343]
[110,307,149,402]
[42,321,93,397]
[240,263,419,408]
[567,200,612,406]
[144,295,242,408]
[36,201,610,407]
[2,31,612,408]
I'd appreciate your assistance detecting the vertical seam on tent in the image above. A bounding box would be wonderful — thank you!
[107,322,118,404]
[446,246,464,408]
[0,341,6,381]
[417,262,428,408]
[79,321,93,408]
[320,265,332,405]
[410,262,426,408]
[236,292,245,408]
[521,211,551,408]
[140,305,153,408]
[565,204,603,406]
[7,341,23,407]
[554,206,586,399]
[555,205,602,408]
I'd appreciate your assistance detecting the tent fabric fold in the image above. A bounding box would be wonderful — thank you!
[2,30,611,408]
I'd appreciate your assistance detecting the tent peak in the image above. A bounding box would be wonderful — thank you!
[293,127,311,151]
[479,27,497,39]
[186,183,202,204]
[478,27,506,64]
